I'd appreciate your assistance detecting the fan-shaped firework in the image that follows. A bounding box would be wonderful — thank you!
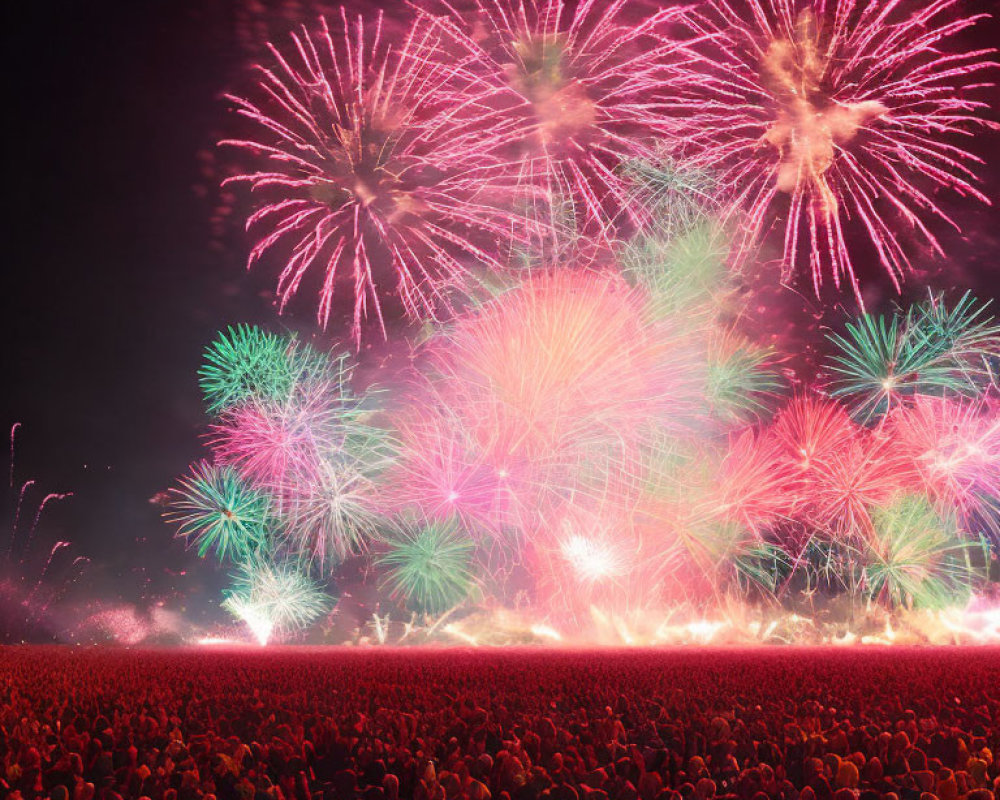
[673,0,996,300]
[223,9,527,342]
[419,0,695,236]
[165,462,272,561]
[866,495,981,609]
[378,518,475,615]
[222,556,331,644]
[827,294,1000,423]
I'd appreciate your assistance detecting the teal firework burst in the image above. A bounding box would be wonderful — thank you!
[865,495,981,610]
[623,220,731,322]
[827,293,1000,423]
[378,519,475,615]
[199,325,342,416]
[165,462,271,561]
[199,325,299,415]
[706,336,783,423]
[222,556,330,642]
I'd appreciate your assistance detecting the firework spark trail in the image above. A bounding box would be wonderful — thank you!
[417,0,703,239]
[671,0,997,302]
[223,8,530,343]
[9,423,19,488]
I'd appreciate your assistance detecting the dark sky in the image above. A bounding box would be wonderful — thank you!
[2,0,1000,623]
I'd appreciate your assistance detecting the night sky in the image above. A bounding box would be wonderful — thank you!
[3,0,1000,627]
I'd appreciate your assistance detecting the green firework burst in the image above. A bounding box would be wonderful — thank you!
[199,325,299,415]
[865,495,981,609]
[623,220,731,322]
[222,556,330,638]
[828,293,1000,423]
[378,519,475,615]
[165,462,272,561]
[706,340,783,423]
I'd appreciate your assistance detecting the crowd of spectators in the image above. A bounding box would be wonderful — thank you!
[1,647,998,800]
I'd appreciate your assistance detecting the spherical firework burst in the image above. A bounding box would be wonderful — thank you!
[209,381,340,491]
[866,494,981,609]
[223,9,527,342]
[165,462,272,561]
[278,438,393,566]
[222,556,331,644]
[199,325,300,416]
[809,432,911,543]
[436,269,697,466]
[387,401,514,534]
[673,0,996,300]
[419,0,695,237]
[890,396,1000,536]
[391,269,703,542]
[827,293,1000,422]
[378,518,476,615]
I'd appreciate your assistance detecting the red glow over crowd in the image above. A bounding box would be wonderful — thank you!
[1,648,999,800]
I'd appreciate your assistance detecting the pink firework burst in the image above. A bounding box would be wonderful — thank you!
[809,430,912,542]
[223,9,526,342]
[673,0,997,301]
[208,383,337,493]
[387,401,516,534]
[890,395,1000,533]
[418,0,696,237]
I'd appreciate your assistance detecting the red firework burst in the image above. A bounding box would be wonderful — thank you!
[673,0,996,301]
[810,430,912,542]
[418,0,695,237]
[223,9,527,342]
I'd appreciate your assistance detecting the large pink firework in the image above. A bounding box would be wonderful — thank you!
[418,0,696,237]
[673,0,996,301]
[388,269,703,543]
[809,431,912,542]
[223,9,526,342]
[890,396,1000,533]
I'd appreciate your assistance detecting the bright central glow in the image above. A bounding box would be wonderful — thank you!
[227,597,274,646]
[561,535,627,583]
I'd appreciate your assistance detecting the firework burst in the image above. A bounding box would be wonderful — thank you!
[673,0,997,300]
[199,325,303,416]
[827,293,1000,423]
[223,9,528,342]
[165,462,272,561]
[223,556,331,643]
[419,0,696,237]
[378,518,476,615]
[865,494,981,609]
[890,396,1000,535]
